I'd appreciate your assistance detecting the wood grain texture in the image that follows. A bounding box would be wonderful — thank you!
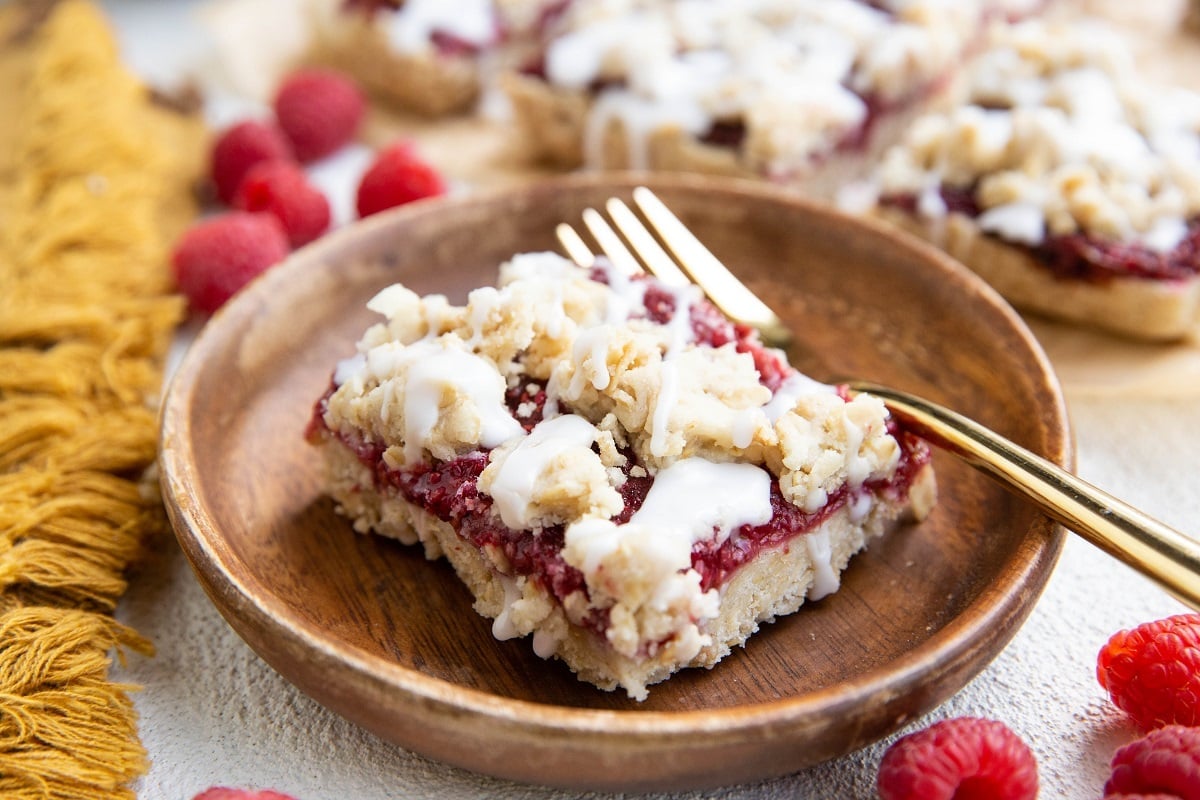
[159,173,1070,792]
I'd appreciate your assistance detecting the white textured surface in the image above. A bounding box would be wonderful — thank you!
[99,2,1200,798]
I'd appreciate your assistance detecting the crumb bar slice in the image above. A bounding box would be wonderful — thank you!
[504,0,1008,196]
[863,19,1200,340]
[311,0,562,116]
[307,252,935,699]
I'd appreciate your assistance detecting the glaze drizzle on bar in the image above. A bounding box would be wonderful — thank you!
[308,251,934,698]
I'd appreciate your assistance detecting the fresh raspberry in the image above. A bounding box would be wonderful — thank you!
[355,141,447,218]
[192,789,298,800]
[171,212,290,314]
[1104,796,1188,799]
[273,68,365,162]
[210,120,295,204]
[233,161,331,247]
[1097,613,1200,730]
[1104,725,1200,800]
[876,717,1038,800]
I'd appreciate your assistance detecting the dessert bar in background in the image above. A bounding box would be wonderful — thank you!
[860,19,1200,340]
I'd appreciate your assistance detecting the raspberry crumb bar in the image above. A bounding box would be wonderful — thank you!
[863,20,1200,340]
[503,0,1022,194]
[307,252,935,699]
[311,0,561,116]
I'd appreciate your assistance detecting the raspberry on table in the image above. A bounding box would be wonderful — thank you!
[876,717,1038,800]
[1104,725,1200,800]
[1097,613,1200,730]
[274,68,366,162]
[171,212,290,314]
[233,161,331,247]
[210,120,295,204]
[355,140,447,218]
[192,789,298,800]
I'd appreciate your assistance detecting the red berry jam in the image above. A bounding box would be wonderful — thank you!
[308,271,931,638]
[882,186,1200,283]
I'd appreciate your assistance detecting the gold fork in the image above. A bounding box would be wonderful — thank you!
[556,186,1200,611]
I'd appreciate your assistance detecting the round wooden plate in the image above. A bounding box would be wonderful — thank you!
[160,173,1070,792]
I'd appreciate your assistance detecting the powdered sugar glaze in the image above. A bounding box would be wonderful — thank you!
[324,251,907,649]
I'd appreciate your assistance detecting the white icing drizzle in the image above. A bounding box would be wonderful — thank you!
[333,353,366,387]
[843,415,872,487]
[487,415,603,530]
[648,282,704,458]
[763,372,836,423]
[976,202,1046,246]
[633,457,773,538]
[492,573,523,640]
[731,410,758,450]
[804,528,839,600]
[366,284,415,318]
[390,339,524,463]
[531,627,560,659]
[382,0,496,54]
[599,258,649,323]
[649,363,679,459]
[849,491,874,523]
[563,457,773,601]
[544,15,632,89]
[421,295,455,338]
[584,88,713,171]
[566,325,614,399]
[916,181,949,220]
[464,286,502,347]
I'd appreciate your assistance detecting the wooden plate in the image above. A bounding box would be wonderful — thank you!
[159,173,1070,792]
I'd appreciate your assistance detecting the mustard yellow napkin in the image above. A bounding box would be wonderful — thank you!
[0,2,204,797]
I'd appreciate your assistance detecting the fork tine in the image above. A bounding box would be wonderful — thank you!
[604,198,691,288]
[555,223,595,268]
[632,187,791,346]
[582,208,643,277]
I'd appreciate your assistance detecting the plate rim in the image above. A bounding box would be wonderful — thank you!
[160,172,1070,788]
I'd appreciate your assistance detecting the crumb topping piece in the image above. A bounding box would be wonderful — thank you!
[875,19,1200,251]
[481,414,624,530]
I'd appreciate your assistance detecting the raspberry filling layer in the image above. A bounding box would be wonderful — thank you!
[882,186,1200,283]
[308,280,930,640]
[311,397,928,638]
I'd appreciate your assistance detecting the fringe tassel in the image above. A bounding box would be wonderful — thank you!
[0,609,153,800]
[0,0,206,797]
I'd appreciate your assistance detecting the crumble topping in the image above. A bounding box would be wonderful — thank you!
[873,19,1200,251]
[529,0,987,174]
[354,0,557,55]
[326,252,901,505]
[320,252,907,663]
[379,0,497,53]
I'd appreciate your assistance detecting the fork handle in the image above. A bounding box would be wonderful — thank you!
[849,381,1200,611]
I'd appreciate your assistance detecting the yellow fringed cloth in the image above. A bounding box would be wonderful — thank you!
[0,1,205,797]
